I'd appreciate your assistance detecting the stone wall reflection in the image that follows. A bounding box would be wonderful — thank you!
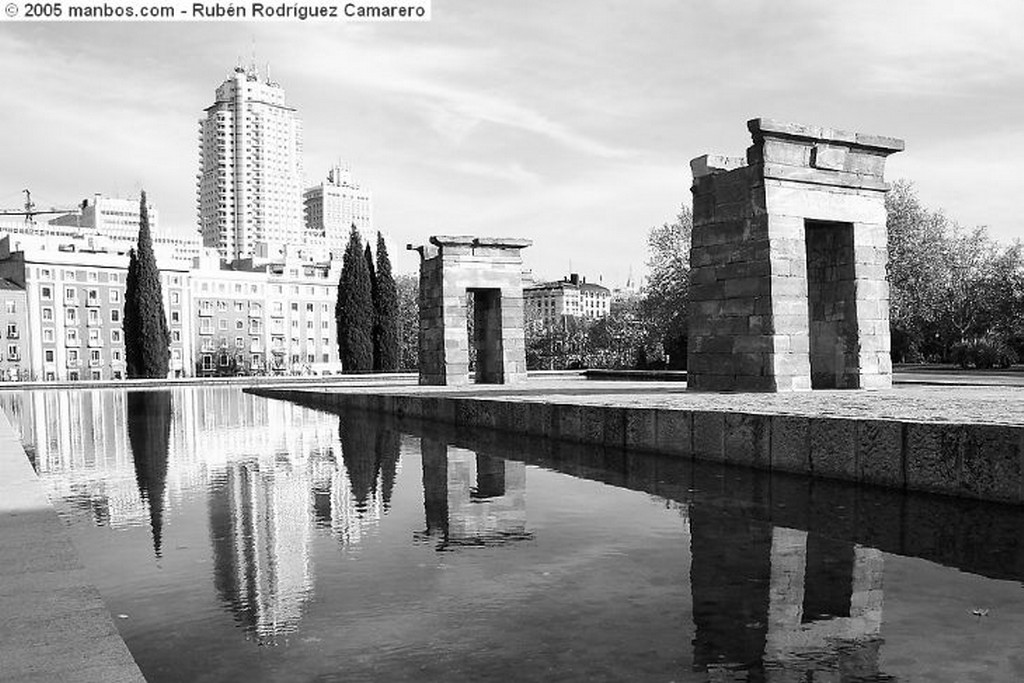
[418,435,530,550]
[689,505,893,680]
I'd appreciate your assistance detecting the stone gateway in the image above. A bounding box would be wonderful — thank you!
[688,119,904,392]
[410,236,531,386]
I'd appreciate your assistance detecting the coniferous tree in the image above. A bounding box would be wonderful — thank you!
[365,242,379,371]
[335,225,374,372]
[123,248,140,376]
[374,232,400,371]
[123,191,171,378]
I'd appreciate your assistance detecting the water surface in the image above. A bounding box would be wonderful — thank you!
[2,387,1023,682]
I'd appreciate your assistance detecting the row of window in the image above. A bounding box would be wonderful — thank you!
[38,285,183,307]
[33,269,184,287]
[196,281,332,296]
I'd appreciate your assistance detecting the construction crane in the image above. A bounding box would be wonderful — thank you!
[0,189,81,225]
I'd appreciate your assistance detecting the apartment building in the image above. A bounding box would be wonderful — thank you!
[0,234,192,381]
[189,249,341,376]
[303,163,374,260]
[198,64,304,262]
[524,273,611,327]
[0,278,28,380]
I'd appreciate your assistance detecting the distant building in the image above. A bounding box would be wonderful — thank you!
[0,278,28,381]
[48,193,202,263]
[198,64,304,262]
[524,273,611,327]
[51,193,160,240]
[303,163,374,260]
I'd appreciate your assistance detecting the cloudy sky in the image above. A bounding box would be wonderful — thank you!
[1,0,1021,282]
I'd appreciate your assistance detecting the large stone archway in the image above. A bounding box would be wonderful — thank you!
[688,118,904,392]
[410,236,531,386]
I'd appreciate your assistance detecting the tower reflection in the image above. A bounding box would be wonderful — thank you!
[208,457,313,644]
[417,435,530,550]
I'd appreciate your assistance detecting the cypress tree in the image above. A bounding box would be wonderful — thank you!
[122,191,170,378]
[335,225,374,372]
[374,232,400,372]
[123,248,139,376]
[365,242,379,371]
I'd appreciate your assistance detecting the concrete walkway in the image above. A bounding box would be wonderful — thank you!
[0,411,144,682]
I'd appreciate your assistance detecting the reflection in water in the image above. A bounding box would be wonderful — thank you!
[126,391,172,558]
[418,435,531,550]
[690,506,891,679]
[209,458,313,643]
[0,388,406,644]
[7,389,1024,679]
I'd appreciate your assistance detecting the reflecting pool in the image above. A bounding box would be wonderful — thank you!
[3,387,1024,682]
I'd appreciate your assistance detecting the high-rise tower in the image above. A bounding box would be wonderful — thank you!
[303,162,374,260]
[197,64,304,261]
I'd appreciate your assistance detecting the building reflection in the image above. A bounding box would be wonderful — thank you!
[417,435,530,550]
[689,505,893,680]
[0,388,404,644]
[208,456,313,643]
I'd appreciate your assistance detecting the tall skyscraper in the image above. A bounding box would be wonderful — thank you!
[197,64,304,262]
[303,162,374,260]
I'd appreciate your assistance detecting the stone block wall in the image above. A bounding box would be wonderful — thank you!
[688,118,903,392]
[413,236,530,386]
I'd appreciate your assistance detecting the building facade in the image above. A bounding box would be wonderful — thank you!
[198,64,304,262]
[0,278,28,380]
[524,273,611,327]
[0,234,192,381]
[189,250,341,377]
[303,163,374,260]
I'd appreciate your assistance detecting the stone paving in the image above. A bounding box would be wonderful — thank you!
[283,378,1024,426]
[0,410,145,683]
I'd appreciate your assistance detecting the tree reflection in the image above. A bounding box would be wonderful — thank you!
[126,390,172,558]
[338,413,401,516]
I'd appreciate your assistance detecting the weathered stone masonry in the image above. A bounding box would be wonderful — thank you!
[410,236,531,386]
[688,119,904,392]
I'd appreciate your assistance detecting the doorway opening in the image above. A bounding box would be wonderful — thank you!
[804,220,859,389]
[468,288,504,384]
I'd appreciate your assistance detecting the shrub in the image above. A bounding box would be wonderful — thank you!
[950,334,1018,369]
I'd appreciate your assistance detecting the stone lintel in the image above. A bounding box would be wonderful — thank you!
[690,154,746,179]
[761,163,892,192]
[430,235,532,251]
[748,118,904,154]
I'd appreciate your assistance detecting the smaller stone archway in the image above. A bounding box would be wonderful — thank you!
[409,236,531,386]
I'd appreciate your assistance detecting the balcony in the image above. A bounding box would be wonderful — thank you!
[7,354,20,363]
[66,358,80,368]
[5,330,18,339]
[65,338,81,348]
[88,358,102,368]
[87,338,104,348]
